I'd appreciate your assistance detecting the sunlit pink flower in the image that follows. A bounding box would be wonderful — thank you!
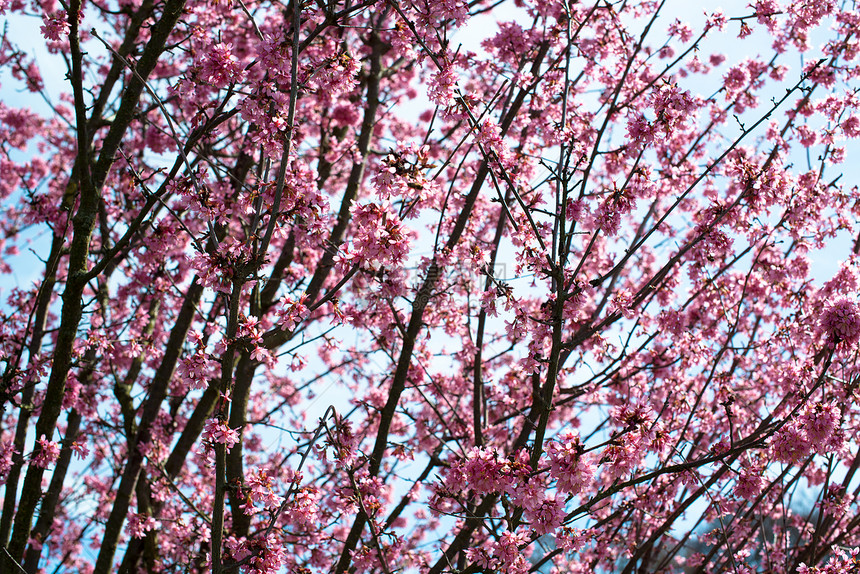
[126,513,159,539]
[203,418,240,451]
[546,432,594,495]
[842,116,860,138]
[821,296,860,346]
[32,435,60,469]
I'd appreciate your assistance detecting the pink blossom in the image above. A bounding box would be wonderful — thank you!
[308,51,361,96]
[177,350,216,392]
[330,104,361,127]
[830,147,846,163]
[734,466,763,500]
[226,534,287,574]
[820,296,860,347]
[610,290,636,319]
[427,65,458,107]
[203,419,240,451]
[819,484,848,516]
[126,513,159,539]
[770,423,811,465]
[490,531,530,574]
[557,527,589,554]
[373,165,410,201]
[706,10,728,31]
[526,495,564,535]
[0,441,17,484]
[244,467,285,513]
[32,435,60,469]
[199,43,244,87]
[667,19,694,43]
[565,198,588,222]
[276,294,309,332]
[546,432,593,495]
[724,65,750,94]
[343,201,411,272]
[40,13,68,42]
[842,116,860,138]
[593,189,635,236]
[626,114,654,144]
[799,403,839,447]
[70,439,89,460]
[445,446,523,495]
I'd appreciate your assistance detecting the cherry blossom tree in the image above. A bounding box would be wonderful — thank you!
[1,0,860,572]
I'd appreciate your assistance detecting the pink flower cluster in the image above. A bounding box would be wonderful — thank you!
[592,189,635,236]
[335,201,411,273]
[545,432,595,494]
[307,52,361,98]
[126,512,159,539]
[283,485,321,531]
[440,447,568,537]
[39,12,68,42]
[820,296,860,347]
[427,64,458,108]
[238,315,271,363]
[475,119,516,174]
[242,467,284,515]
[842,116,860,138]
[609,290,636,320]
[0,441,17,483]
[32,434,60,469]
[176,349,216,393]
[199,43,244,88]
[443,446,529,496]
[797,547,860,574]
[527,495,565,536]
[734,463,764,500]
[225,534,287,574]
[203,418,240,451]
[466,531,530,574]
[276,294,309,332]
[770,403,842,465]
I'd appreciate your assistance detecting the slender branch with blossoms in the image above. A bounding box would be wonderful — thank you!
[1,0,860,573]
